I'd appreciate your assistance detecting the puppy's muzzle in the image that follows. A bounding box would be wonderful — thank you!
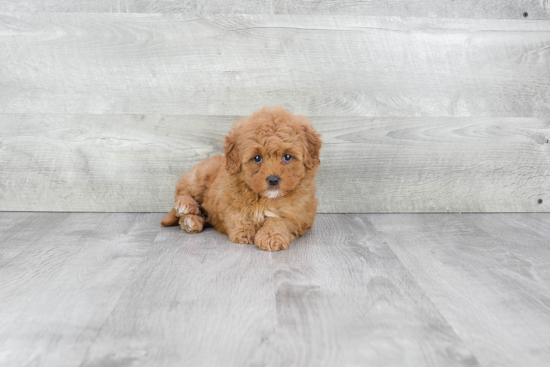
[267,175,280,187]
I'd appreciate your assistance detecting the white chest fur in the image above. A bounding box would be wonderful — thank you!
[253,209,280,223]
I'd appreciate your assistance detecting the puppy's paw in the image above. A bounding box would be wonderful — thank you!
[179,214,204,233]
[229,228,256,245]
[255,230,290,252]
[174,196,200,217]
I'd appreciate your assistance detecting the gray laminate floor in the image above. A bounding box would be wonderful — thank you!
[1,213,549,367]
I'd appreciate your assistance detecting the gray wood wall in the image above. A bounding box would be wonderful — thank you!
[1,2,549,213]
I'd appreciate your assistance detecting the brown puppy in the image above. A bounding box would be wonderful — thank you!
[161,106,322,251]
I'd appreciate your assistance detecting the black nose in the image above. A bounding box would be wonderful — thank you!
[267,175,280,186]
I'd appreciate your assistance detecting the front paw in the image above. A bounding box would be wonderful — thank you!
[255,230,290,252]
[229,228,256,245]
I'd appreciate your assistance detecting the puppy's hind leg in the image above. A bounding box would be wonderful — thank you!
[163,156,223,230]
[161,208,179,227]
[173,191,205,233]
[179,214,204,233]
[161,186,204,231]
[160,194,202,228]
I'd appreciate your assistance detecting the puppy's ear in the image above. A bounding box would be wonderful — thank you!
[224,129,241,174]
[301,119,322,170]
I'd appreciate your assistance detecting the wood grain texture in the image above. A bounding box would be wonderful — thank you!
[2,212,550,366]
[0,212,69,267]
[0,213,160,367]
[245,214,479,367]
[79,219,279,367]
[369,213,550,367]
[1,14,549,117]
[0,0,549,19]
[1,114,548,213]
[54,214,479,367]
[0,212,30,234]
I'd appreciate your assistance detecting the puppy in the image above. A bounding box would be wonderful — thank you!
[161,106,322,251]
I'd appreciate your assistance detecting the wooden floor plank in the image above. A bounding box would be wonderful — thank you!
[369,213,550,367]
[79,224,277,367]
[1,213,550,366]
[0,212,31,237]
[79,214,479,367]
[247,214,479,367]
[0,213,70,268]
[0,213,161,367]
[0,212,30,228]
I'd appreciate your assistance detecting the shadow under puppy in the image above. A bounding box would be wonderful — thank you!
[161,106,322,251]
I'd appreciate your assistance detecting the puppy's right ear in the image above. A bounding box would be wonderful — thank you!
[224,130,241,174]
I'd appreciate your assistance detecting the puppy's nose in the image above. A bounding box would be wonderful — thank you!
[267,175,280,186]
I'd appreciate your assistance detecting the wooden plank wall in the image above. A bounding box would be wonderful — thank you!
[0,2,549,213]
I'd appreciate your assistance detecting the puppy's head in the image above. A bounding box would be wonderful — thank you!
[224,106,322,199]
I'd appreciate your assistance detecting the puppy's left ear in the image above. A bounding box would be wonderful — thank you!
[224,129,241,174]
[301,118,322,170]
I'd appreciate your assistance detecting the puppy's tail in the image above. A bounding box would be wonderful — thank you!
[161,208,179,227]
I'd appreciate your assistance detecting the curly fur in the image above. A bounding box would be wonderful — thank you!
[161,106,322,251]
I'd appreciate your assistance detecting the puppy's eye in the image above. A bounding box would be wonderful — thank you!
[282,154,293,163]
[253,155,263,163]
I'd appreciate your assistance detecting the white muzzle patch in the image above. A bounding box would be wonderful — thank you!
[263,190,281,199]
